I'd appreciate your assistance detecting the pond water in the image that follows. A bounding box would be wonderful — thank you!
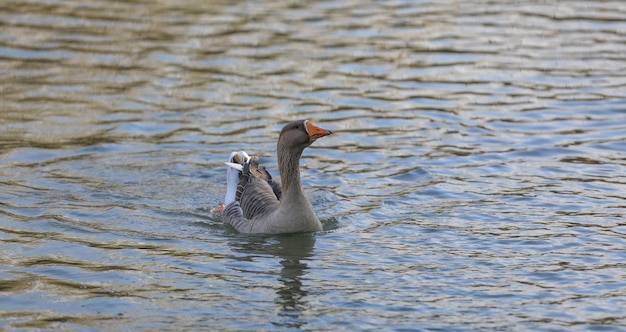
[1,0,626,330]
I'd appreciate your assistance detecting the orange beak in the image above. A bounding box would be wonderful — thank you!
[305,121,333,141]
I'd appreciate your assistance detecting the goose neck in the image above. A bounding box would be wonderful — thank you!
[277,144,304,195]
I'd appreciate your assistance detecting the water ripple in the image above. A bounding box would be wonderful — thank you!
[2,0,626,330]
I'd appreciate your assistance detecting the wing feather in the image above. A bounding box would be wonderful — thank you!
[223,153,281,233]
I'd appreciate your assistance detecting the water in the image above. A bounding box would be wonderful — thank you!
[1,0,626,330]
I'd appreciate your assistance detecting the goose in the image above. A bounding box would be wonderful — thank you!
[217,120,333,234]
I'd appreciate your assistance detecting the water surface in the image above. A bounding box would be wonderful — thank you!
[1,0,626,330]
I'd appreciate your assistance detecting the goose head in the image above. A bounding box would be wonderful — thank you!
[278,120,333,149]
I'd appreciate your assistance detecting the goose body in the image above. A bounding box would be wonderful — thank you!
[222,120,333,234]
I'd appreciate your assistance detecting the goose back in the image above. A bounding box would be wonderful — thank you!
[235,156,281,219]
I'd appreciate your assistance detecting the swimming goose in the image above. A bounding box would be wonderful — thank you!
[221,120,333,234]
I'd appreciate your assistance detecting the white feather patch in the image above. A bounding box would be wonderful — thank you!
[239,151,251,163]
[224,162,243,171]
[224,151,251,205]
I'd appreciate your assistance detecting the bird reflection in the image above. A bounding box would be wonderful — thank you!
[229,233,316,328]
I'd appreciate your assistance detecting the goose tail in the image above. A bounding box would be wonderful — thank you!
[224,151,250,205]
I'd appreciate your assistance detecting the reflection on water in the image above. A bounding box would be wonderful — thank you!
[1,0,626,330]
[230,235,315,329]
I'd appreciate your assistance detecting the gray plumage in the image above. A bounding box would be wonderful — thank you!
[223,120,333,234]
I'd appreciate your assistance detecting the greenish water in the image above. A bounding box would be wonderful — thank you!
[1,0,625,330]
